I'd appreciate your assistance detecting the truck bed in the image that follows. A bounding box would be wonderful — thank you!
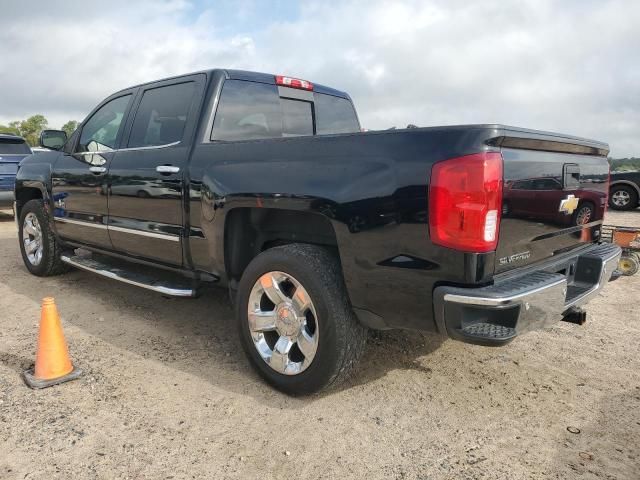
[188,123,610,331]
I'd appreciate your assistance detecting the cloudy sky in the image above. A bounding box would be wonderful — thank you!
[0,0,638,157]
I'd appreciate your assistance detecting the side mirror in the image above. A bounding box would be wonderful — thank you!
[40,130,68,151]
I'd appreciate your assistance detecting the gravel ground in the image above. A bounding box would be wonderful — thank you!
[0,209,639,479]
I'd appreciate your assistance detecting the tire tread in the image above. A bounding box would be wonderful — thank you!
[19,199,70,277]
[236,243,367,394]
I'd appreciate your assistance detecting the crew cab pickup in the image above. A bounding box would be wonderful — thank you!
[15,69,621,394]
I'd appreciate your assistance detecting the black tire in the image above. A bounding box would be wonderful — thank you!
[609,185,638,211]
[236,244,367,395]
[18,199,70,277]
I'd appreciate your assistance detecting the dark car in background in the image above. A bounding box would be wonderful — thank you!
[609,171,640,210]
[0,134,32,208]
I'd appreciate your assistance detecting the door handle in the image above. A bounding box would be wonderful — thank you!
[156,165,180,174]
[89,166,107,174]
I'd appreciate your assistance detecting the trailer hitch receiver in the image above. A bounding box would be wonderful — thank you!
[562,307,587,325]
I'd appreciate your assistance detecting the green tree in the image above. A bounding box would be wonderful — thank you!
[18,115,48,146]
[1,115,49,146]
[0,123,20,135]
[61,120,78,137]
[609,157,640,172]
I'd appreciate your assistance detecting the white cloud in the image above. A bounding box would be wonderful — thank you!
[0,0,638,156]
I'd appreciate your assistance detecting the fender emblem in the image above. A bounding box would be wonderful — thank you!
[559,194,579,215]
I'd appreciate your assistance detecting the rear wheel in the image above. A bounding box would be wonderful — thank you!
[609,185,638,211]
[18,199,70,276]
[236,244,367,395]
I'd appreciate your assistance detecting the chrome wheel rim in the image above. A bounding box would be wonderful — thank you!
[612,190,630,206]
[22,212,43,266]
[247,271,319,375]
[575,206,592,225]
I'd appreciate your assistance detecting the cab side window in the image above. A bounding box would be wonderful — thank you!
[211,80,283,141]
[533,178,562,190]
[78,95,131,152]
[314,93,360,135]
[128,82,196,148]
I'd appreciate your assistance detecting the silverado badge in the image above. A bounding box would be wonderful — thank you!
[558,194,580,215]
[499,251,531,266]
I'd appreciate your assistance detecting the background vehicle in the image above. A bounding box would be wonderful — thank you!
[503,176,605,226]
[609,171,640,210]
[14,69,621,394]
[0,134,32,208]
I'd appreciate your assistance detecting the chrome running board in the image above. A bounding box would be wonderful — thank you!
[60,253,196,297]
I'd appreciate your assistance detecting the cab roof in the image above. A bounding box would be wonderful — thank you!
[224,69,351,99]
[113,69,352,100]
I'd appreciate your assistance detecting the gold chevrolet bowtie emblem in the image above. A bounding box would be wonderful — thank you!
[559,194,580,215]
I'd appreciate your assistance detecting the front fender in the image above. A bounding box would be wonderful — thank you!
[15,151,60,220]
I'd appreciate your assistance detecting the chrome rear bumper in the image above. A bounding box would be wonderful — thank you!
[433,243,622,346]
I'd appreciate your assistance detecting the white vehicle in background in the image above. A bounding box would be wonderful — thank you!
[110,180,179,198]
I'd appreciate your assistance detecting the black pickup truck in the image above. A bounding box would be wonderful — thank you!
[15,69,621,394]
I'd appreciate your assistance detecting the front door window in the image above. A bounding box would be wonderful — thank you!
[78,95,131,153]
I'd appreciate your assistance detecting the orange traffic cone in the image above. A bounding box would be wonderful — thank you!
[23,297,82,389]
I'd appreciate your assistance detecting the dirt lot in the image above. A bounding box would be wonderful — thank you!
[1,209,639,479]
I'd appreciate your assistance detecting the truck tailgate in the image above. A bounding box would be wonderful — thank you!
[496,130,610,273]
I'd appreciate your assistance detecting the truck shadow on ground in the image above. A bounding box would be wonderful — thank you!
[0,236,445,405]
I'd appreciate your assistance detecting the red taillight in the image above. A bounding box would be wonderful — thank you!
[275,75,313,91]
[429,152,503,253]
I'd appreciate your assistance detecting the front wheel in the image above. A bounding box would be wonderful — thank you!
[18,199,70,276]
[236,244,367,395]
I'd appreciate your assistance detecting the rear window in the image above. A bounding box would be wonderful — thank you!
[211,80,359,141]
[281,98,313,136]
[314,93,359,135]
[0,139,31,155]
